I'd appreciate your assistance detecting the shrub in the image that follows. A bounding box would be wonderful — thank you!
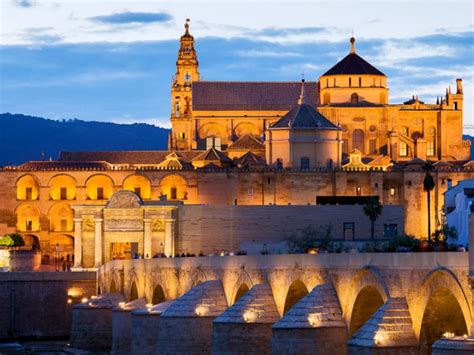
[287,225,339,253]
[0,233,25,248]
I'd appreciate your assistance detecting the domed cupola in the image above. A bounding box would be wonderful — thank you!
[319,37,388,106]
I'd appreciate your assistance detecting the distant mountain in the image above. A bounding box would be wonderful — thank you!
[0,113,170,165]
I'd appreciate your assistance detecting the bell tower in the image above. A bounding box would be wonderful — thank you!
[170,19,200,150]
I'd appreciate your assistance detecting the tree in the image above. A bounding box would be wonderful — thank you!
[0,233,25,249]
[363,198,383,242]
[423,164,435,246]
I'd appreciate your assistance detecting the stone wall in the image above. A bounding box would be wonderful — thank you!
[177,205,404,254]
[0,272,96,339]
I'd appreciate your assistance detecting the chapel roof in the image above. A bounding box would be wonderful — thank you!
[270,81,339,129]
[227,134,265,151]
[192,147,233,163]
[192,81,319,111]
[322,38,385,76]
[234,151,266,168]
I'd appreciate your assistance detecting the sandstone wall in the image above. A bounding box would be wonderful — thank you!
[177,204,404,254]
[0,272,96,339]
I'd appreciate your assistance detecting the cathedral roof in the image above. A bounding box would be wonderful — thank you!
[59,150,203,165]
[322,38,385,76]
[191,147,232,163]
[227,134,265,151]
[234,151,266,168]
[18,161,112,170]
[192,81,319,111]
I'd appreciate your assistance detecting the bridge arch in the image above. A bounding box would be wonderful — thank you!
[415,268,471,351]
[283,279,309,315]
[107,269,121,294]
[152,284,166,304]
[344,267,389,332]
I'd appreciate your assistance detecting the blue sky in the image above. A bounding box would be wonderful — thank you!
[0,1,473,128]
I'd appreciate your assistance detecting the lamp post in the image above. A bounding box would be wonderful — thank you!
[55,243,60,271]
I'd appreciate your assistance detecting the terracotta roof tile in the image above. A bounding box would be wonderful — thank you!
[192,81,319,111]
[59,150,203,164]
[227,135,265,151]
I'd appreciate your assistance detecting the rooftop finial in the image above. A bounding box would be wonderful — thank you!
[350,37,356,54]
[185,18,190,33]
[298,79,306,105]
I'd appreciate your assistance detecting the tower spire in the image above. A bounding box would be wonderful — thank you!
[350,36,356,54]
[185,18,190,34]
[298,79,306,105]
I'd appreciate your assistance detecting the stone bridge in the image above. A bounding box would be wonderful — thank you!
[91,253,474,354]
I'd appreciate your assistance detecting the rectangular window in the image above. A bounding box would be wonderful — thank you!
[399,142,408,157]
[170,187,177,200]
[356,186,362,196]
[97,187,104,200]
[206,137,222,150]
[384,224,398,238]
[343,222,355,241]
[178,132,185,140]
[134,187,141,198]
[60,219,67,231]
[25,187,32,200]
[426,141,435,156]
[359,77,362,86]
[390,187,396,196]
[453,102,458,110]
[60,187,67,200]
[26,219,32,231]
[369,139,377,154]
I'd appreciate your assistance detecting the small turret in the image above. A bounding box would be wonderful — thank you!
[456,78,463,94]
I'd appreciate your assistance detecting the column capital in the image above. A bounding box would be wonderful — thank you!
[73,218,83,222]
[94,218,104,223]
[143,218,153,223]
[164,218,176,223]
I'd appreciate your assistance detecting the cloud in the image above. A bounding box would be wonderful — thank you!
[14,0,34,8]
[235,49,303,58]
[89,12,172,25]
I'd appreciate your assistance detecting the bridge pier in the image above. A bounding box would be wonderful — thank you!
[212,284,280,354]
[272,283,347,354]
[156,280,228,354]
[69,293,125,352]
[347,297,418,354]
[130,301,173,355]
[111,298,147,355]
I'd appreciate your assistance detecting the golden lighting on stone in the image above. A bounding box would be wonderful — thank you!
[443,332,455,338]
[91,295,98,299]
[195,305,209,316]
[146,303,153,311]
[374,332,385,345]
[67,287,83,298]
[306,248,318,254]
[119,302,126,309]
[307,313,321,327]
[243,310,258,323]
[81,297,88,303]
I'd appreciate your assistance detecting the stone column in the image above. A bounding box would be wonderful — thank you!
[73,218,82,268]
[94,218,103,268]
[164,219,176,257]
[143,219,152,259]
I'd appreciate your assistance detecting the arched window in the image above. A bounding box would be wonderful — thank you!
[351,93,359,104]
[352,129,365,153]
[300,157,310,170]
[349,77,352,87]
[359,77,362,86]
[400,142,408,157]
[323,93,331,105]
[326,78,329,87]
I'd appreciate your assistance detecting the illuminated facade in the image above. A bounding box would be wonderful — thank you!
[0,19,472,263]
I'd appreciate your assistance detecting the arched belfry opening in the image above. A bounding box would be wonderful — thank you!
[349,285,384,335]
[129,282,139,301]
[234,283,250,304]
[283,280,308,314]
[152,284,166,304]
[419,288,468,353]
[110,278,117,293]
